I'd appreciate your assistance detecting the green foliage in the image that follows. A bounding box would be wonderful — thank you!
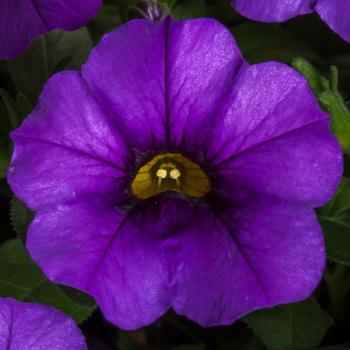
[0,88,21,129]
[244,298,333,350]
[88,2,122,42]
[292,58,330,96]
[0,239,96,323]
[60,285,96,309]
[318,178,350,265]
[0,100,11,179]
[324,264,350,323]
[232,23,321,64]
[16,93,33,120]
[7,37,47,105]
[7,27,92,104]
[10,196,35,238]
[160,0,176,8]
[173,0,237,22]
[0,150,9,179]
[292,59,350,153]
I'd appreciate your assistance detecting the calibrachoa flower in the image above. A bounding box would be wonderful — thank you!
[230,0,350,43]
[8,17,342,330]
[0,298,87,349]
[0,0,102,60]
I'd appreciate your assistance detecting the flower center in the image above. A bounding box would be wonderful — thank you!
[131,153,210,200]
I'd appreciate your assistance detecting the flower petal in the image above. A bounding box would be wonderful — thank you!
[8,71,130,211]
[0,1,43,60]
[172,196,325,326]
[164,18,245,155]
[206,62,342,207]
[230,0,313,22]
[0,0,102,60]
[32,0,102,30]
[315,0,350,43]
[27,195,325,329]
[82,18,245,155]
[82,20,167,152]
[26,201,173,330]
[0,298,87,349]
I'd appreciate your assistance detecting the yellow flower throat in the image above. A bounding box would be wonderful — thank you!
[131,153,210,200]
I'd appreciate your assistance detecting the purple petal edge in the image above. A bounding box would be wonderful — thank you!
[0,297,87,350]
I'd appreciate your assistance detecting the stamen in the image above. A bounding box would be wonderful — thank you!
[170,169,181,179]
[131,153,210,200]
[156,169,167,179]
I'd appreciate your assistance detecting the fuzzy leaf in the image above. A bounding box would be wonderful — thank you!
[292,61,350,152]
[292,58,330,96]
[319,90,350,152]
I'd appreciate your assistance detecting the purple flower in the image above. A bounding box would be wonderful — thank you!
[230,0,350,43]
[0,297,87,349]
[0,0,102,60]
[8,17,342,330]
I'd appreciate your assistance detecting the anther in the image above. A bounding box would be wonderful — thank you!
[131,153,210,200]
[170,169,181,180]
[156,168,167,186]
[156,169,167,179]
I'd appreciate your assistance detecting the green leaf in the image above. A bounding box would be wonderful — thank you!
[292,61,350,152]
[318,178,350,264]
[0,98,12,136]
[160,0,176,8]
[0,148,10,179]
[16,93,33,120]
[10,197,35,238]
[173,0,237,22]
[7,37,48,105]
[345,154,350,178]
[45,28,93,72]
[0,89,33,129]
[0,89,21,129]
[0,239,95,323]
[319,90,350,152]
[244,298,333,350]
[59,285,96,309]
[231,23,321,64]
[8,27,92,104]
[88,3,121,42]
[292,58,330,96]
[324,264,350,322]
